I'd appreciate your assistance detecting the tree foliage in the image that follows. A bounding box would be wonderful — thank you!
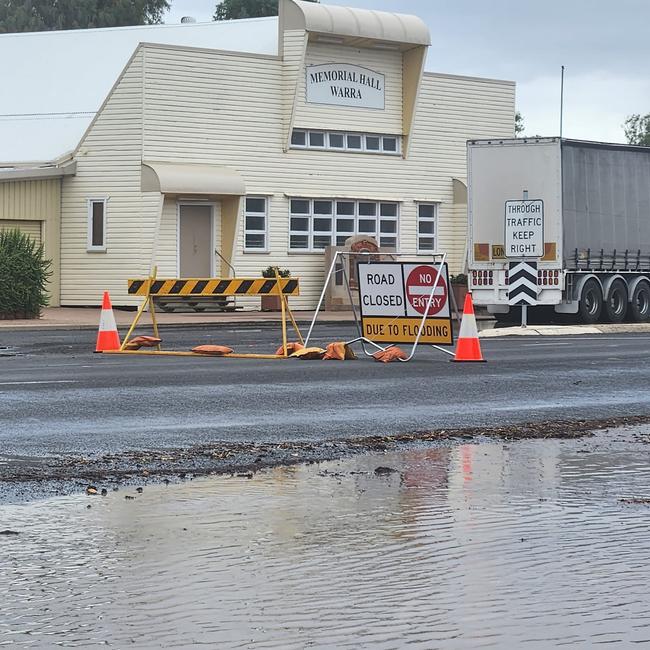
[0,0,170,33]
[214,0,317,21]
[0,228,52,319]
[515,111,524,136]
[624,114,650,146]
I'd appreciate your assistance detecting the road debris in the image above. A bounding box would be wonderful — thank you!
[3,414,650,499]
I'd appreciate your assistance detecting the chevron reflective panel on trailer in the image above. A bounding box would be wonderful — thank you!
[508,261,538,305]
[127,278,300,297]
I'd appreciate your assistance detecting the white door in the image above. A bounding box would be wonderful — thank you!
[179,205,213,277]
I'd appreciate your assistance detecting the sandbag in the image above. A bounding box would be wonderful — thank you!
[372,347,407,363]
[290,346,326,360]
[275,342,304,356]
[124,335,162,350]
[322,341,356,361]
[191,344,234,356]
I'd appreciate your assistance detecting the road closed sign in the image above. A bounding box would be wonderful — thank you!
[357,262,453,345]
[505,199,544,258]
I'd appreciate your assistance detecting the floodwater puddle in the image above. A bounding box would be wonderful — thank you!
[1,430,650,648]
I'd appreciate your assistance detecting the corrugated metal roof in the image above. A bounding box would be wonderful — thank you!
[0,18,278,165]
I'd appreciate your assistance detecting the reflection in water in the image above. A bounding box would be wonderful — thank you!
[2,431,650,648]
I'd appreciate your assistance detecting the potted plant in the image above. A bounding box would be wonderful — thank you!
[261,265,291,311]
[450,273,468,313]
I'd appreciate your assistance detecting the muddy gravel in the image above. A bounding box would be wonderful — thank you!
[3,414,650,502]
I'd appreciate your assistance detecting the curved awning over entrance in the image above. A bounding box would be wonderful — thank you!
[283,0,431,48]
[141,162,246,196]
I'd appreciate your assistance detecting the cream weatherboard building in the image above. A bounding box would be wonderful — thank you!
[0,0,515,309]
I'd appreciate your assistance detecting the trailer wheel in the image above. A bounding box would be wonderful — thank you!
[603,279,628,323]
[578,279,602,324]
[630,281,650,322]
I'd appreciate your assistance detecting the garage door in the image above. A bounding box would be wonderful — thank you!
[0,219,42,245]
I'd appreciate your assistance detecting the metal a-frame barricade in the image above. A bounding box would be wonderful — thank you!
[304,251,461,361]
[104,266,304,359]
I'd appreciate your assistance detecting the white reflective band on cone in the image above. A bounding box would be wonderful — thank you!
[458,311,478,339]
[98,308,117,332]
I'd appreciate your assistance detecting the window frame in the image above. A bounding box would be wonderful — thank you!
[416,202,438,254]
[290,129,307,148]
[243,195,269,253]
[289,198,400,253]
[86,197,108,252]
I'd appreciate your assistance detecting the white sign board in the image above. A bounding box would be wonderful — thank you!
[505,199,544,258]
[357,262,453,345]
[306,63,385,110]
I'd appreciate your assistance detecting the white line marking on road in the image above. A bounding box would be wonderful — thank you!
[225,329,263,333]
[0,380,78,386]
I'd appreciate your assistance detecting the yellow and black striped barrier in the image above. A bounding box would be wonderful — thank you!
[109,269,303,360]
[127,277,300,297]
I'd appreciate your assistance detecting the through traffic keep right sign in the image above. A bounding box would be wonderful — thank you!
[357,262,453,345]
[505,199,544,258]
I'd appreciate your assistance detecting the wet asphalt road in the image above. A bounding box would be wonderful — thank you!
[1,324,650,456]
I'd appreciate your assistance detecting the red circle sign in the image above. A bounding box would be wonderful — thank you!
[406,265,447,316]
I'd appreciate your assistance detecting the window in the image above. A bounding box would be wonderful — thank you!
[309,131,325,148]
[87,198,107,251]
[382,136,397,152]
[291,129,306,147]
[244,196,268,251]
[328,132,345,149]
[289,129,401,155]
[346,134,362,150]
[365,135,381,151]
[289,199,399,252]
[417,203,437,252]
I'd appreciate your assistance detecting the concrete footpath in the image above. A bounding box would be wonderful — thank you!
[480,323,650,336]
[0,307,356,331]
[1,307,650,336]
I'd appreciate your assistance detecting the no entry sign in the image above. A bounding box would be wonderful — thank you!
[357,262,452,345]
[405,265,448,316]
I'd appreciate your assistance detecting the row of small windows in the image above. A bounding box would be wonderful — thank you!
[244,197,437,254]
[290,129,401,155]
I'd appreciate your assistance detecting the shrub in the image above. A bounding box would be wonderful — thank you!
[0,228,52,319]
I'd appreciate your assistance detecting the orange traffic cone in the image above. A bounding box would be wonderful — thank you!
[451,293,486,362]
[95,291,121,352]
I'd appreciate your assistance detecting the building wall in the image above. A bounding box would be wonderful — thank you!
[0,178,61,305]
[60,49,151,304]
[59,37,515,308]
[293,42,403,134]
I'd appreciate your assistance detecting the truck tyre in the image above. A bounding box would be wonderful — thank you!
[630,281,650,322]
[578,279,602,324]
[603,279,628,323]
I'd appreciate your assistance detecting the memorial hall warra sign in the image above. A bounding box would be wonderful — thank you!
[306,63,385,109]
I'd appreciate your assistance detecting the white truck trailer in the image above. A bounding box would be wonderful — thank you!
[467,138,650,323]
